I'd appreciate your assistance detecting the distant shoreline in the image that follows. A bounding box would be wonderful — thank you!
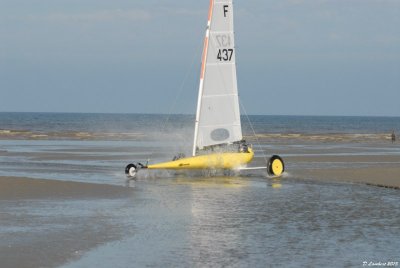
[1,111,400,118]
[0,129,396,143]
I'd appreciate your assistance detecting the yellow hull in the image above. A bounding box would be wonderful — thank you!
[147,148,254,170]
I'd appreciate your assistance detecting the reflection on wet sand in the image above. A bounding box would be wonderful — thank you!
[270,178,282,189]
[175,176,249,188]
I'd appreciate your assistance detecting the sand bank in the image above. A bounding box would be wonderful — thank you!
[247,133,394,143]
[0,129,146,141]
[0,176,135,268]
[285,154,400,189]
[0,176,134,200]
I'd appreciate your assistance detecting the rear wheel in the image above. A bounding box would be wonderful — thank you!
[267,155,285,177]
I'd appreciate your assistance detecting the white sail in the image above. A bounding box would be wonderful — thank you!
[193,0,242,155]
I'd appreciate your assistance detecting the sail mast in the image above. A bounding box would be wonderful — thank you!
[193,0,214,156]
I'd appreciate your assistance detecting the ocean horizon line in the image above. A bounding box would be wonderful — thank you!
[1,111,399,118]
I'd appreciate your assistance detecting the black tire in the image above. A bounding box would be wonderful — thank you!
[267,155,285,177]
[125,163,137,178]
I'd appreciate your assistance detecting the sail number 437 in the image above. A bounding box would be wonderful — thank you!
[217,49,233,61]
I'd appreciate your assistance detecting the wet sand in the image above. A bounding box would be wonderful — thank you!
[0,176,134,268]
[1,138,399,189]
[1,138,399,267]
[0,176,134,200]
[288,156,400,189]
[251,140,400,189]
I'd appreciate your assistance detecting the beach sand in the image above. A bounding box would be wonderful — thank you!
[245,137,400,189]
[0,176,134,200]
[287,155,400,189]
[0,176,134,268]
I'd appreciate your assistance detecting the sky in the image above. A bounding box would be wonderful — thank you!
[1,0,399,116]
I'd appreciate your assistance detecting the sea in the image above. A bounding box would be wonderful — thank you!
[1,112,399,267]
[1,112,400,137]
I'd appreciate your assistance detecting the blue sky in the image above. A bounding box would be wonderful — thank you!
[1,0,399,116]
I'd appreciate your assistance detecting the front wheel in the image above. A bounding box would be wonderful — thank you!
[125,163,138,178]
[267,155,285,177]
